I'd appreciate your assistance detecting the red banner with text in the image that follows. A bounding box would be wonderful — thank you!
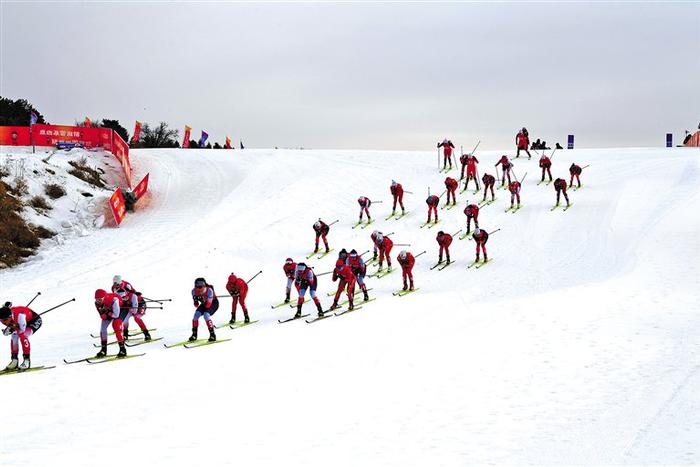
[31,124,113,151]
[109,188,127,226]
[0,126,31,145]
[133,173,150,200]
[112,132,132,188]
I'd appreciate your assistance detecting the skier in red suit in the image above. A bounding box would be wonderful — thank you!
[569,163,583,188]
[495,155,513,187]
[313,219,330,253]
[482,173,496,202]
[226,273,250,324]
[426,194,440,223]
[437,139,455,170]
[463,203,480,234]
[331,259,356,311]
[283,257,298,303]
[1,304,42,370]
[94,289,127,358]
[444,177,458,206]
[111,275,150,341]
[357,196,372,223]
[397,251,415,291]
[371,230,393,271]
[390,180,405,215]
[516,128,531,159]
[472,228,489,263]
[539,153,553,182]
[293,263,325,318]
[347,249,370,301]
[462,154,480,191]
[554,178,570,207]
[508,180,522,208]
[436,231,453,264]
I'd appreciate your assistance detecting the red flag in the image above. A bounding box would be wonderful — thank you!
[183,125,191,148]
[132,173,150,201]
[109,188,127,226]
[131,121,142,144]
[225,136,232,149]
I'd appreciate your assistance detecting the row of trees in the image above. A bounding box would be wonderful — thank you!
[2,97,238,149]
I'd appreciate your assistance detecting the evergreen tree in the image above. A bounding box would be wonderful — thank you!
[0,97,47,126]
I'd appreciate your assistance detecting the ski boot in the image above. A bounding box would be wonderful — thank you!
[188,327,198,342]
[475,255,480,263]
[348,300,354,311]
[229,314,236,325]
[123,328,129,340]
[402,281,408,291]
[446,256,451,265]
[244,312,250,324]
[409,282,414,291]
[484,253,488,262]
[315,302,324,317]
[401,208,405,215]
[19,355,30,370]
[94,344,107,359]
[117,342,127,358]
[314,246,319,254]
[330,300,339,311]
[325,246,329,253]
[294,304,302,319]
[284,295,290,304]
[391,209,396,216]
[208,328,217,342]
[5,355,18,371]
[143,330,152,341]
[363,290,369,302]
[438,256,443,264]
[388,265,392,272]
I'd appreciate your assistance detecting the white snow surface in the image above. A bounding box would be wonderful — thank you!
[1,146,699,466]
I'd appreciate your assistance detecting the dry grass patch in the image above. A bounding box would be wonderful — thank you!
[44,183,66,199]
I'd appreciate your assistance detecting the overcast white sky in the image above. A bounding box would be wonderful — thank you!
[1,1,698,149]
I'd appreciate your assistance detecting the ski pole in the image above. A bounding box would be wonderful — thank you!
[439,189,447,198]
[404,190,414,194]
[451,230,462,237]
[327,219,340,227]
[582,164,590,169]
[520,172,528,184]
[437,147,440,171]
[385,232,395,236]
[143,306,163,309]
[414,250,427,259]
[550,147,557,161]
[358,250,370,257]
[142,297,172,302]
[247,270,263,284]
[488,229,501,235]
[471,140,481,154]
[39,298,75,316]
[317,271,333,277]
[26,291,41,307]
[393,243,411,247]
[370,200,384,204]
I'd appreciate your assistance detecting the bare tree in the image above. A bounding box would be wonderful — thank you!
[140,122,179,148]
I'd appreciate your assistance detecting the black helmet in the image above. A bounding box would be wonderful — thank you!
[350,249,357,254]
[194,277,207,288]
[0,306,11,320]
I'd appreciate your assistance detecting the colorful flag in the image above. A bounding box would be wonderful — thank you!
[225,136,232,149]
[30,111,38,125]
[84,117,92,127]
[183,125,192,148]
[131,121,142,144]
[198,130,209,147]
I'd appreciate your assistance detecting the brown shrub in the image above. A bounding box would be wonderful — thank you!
[44,183,66,199]
[31,224,56,239]
[30,195,52,211]
[0,183,41,268]
[9,176,28,196]
[68,159,105,188]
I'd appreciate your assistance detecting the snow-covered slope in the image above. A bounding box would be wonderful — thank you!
[1,146,699,466]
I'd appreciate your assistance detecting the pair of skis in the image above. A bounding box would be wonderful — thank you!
[467,258,492,269]
[0,365,56,376]
[420,219,441,229]
[504,205,523,213]
[352,219,374,230]
[550,203,574,211]
[163,338,232,349]
[430,261,454,271]
[64,353,146,365]
[392,288,420,297]
[305,248,335,260]
[385,211,410,221]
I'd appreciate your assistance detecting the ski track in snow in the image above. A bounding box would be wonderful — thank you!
[0,146,699,466]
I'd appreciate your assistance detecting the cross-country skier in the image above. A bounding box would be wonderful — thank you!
[226,273,250,324]
[569,163,583,188]
[371,230,394,272]
[436,231,453,264]
[463,203,480,234]
[331,259,356,311]
[495,155,513,187]
[554,178,571,207]
[112,275,150,341]
[508,180,522,209]
[462,153,480,190]
[283,258,297,303]
[426,194,440,223]
[397,251,415,291]
[390,180,405,215]
[357,196,372,223]
[444,177,458,206]
[482,173,496,202]
[312,219,330,253]
[347,249,370,301]
[437,139,455,170]
[516,128,532,159]
[337,248,349,263]
[293,263,325,318]
[539,153,553,183]
[190,278,218,342]
[94,289,127,358]
[1,304,42,370]
[472,228,489,263]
